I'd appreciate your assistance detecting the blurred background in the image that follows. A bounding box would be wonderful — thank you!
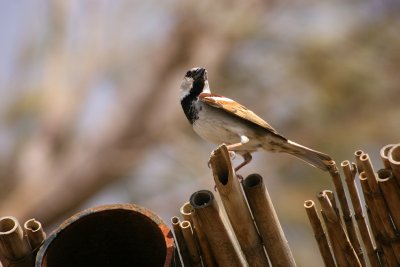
[0,0,399,265]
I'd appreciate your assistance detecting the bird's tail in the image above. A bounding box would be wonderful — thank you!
[284,140,332,171]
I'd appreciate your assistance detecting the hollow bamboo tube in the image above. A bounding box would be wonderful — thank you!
[23,219,46,251]
[0,217,32,264]
[328,161,365,266]
[172,216,192,267]
[317,191,361,267]
[341,161,380,267]
[377,169,400,232]
[360,154,400,263]
[181,221,202,267]
[322,190,339,216]
[388,144,400,185]
[355,150,365,173]
[304,200,335,267]
[209,145,269,267]
[243,173,295,267]
[359,172,399,266]
[380,144,395,170]
[190,190,242,267]
[190,209,217,267]
[180,202,216,267]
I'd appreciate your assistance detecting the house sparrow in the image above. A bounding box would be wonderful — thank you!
[180,67,332,172]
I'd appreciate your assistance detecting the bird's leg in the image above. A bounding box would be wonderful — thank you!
[226,135,250,150]
[234,152,252,172]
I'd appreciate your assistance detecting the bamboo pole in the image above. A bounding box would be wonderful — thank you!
[0,216,33,267]
[355,150,365,173]
[359,173,397,266]
[304,200,335,267]
[341,160,380,267]
[181,221,202,267]
[208,145,269,267]
[377,169,400,232]
[180,202,216,267]
[388,144,400,185]
[190,210,217,267]
[317,191,361,267]
[360,153,400,263]
[380,144,394,170]
[328,161,365,266]
[172,216,192,267]
[190,190,242,267]
[23,219,46,251]
[243,173,295,267]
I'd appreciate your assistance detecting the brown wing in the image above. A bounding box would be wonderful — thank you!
[199,93,277,133]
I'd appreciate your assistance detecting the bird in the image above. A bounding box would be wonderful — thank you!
[179,67,333,172]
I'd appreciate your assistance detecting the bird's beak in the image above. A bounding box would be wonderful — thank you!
[193,68,207,80]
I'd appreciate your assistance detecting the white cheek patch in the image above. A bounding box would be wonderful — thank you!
[180,78,193,100]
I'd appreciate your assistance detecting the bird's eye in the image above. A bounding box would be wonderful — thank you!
[185,71,191,77]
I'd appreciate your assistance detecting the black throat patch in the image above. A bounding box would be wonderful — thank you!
[180,79,204,124]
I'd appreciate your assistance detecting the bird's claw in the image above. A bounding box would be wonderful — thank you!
[228,151,236,160]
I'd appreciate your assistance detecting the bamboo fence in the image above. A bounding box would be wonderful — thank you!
[305,143,400,267]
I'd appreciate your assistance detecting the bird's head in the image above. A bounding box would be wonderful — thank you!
[180,67,210,100]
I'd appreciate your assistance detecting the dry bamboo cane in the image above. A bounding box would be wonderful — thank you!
[23,219,46,251]
[190,210,217,267]
[317,191,361,267]
[355,150,365,173]
[328,161,365,266]
[360,154,400,263]
[388,144,400,185]
[359,174,397,267]
[171,216,192,267]
[243,173,296,267]
[341,160,380,267]
[0,216,33,267]
[209,145,269,267]
[380,144,395,170]
[190,190,242,267]
[181,221,202,267]
[377,169,400,231]
[304,200,335,267]
[180,202,216,267]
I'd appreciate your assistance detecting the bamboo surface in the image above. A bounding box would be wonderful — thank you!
[209,145,269,267]
[341,160,380,267]
[377,169,400,231]
[304,200,335,267]
[190,190,242,267]
[181,221,202,267]
[388,144,400,184]
[380,144,394,170]
[243,173,295,267]
[317,191,361,267]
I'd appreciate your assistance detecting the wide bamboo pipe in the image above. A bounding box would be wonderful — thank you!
[388,144,400,185]
[209,145,269,267]
[36,204,174,267]
[190,190,242,267]
[380,144,394,170]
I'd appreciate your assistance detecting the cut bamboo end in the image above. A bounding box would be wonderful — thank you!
[209,144,233,192]
[355,150,365,173]
[24,219,46,251]
[180,221,202,267]
[380,144,395,170]
[180,202,193,223]
[0,216,31,261]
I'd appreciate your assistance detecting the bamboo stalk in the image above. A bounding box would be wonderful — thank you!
[388,144,400,185]
[304,200,335,267]
[380,144,395,170]
[377,169,400,232]
[172,216,192,267]
[360,153,400,263]
[180,202,216,267]
[0,216,33,267]
[190,210,217,267]
[359,172,398,266]
[181,221,202,267]
[317,191,361,267]
[23,219,46,251]
[328,161,365,266]
[355,150,365,173]
[190,190,242,267]
[341,160,380,267]
[209,145,269,267]
[243,173,295,267]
